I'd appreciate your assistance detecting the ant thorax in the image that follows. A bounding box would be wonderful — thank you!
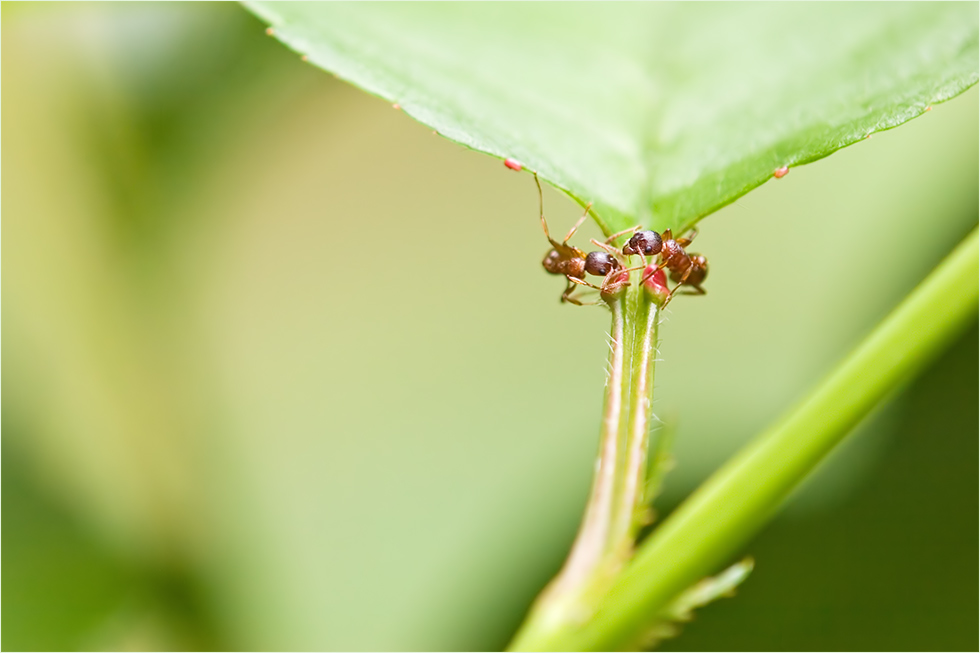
[661,238,688,265]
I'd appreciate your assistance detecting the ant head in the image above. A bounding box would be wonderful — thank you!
[585,251,621,277]
[623,230,663,256]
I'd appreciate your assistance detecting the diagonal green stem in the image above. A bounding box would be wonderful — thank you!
[536,226,979,651]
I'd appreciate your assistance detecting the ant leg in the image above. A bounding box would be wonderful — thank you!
[561,202,594,244]
[663,268,693,307]
[637,260,668,283]
[676,226,699,248]
[561,280,602,306]
[589,239,624,258]
[564,290,601,307]
[620,264,647,274]
[535,172,562,248]
[604,225,641,244]
[590,239,643,269]
[674,286,707,296]
[600,270,632,295]
[561,288,584,306]
[568,276,603,291]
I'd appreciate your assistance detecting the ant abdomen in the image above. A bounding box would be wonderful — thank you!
[543,249,586,279]
[623,230,663,257]
[673,254,708,286]
[542,249,563,274]
[584,251,621,277]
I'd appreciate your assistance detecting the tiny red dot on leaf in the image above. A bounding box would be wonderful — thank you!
[301,55,308,62]
[504,158,523,171]
[773,166,789,178]
[392,103,401,110]
[925,106,932,111]
[265,27,275,36]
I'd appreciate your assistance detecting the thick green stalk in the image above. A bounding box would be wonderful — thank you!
[537,227,979,651]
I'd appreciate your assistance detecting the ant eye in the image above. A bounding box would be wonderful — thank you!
[585,251,619,276]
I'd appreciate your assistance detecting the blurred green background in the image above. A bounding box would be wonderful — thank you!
[3,4,976,651]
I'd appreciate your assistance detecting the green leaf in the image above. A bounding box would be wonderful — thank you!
[245,3,976,235]
[641,558,754,650]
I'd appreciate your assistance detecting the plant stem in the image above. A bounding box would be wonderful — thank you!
[610,285,660,556]
[512,289,631,639]
[510,279,666,650]
[534,226,980,652]
[557,289,629,592]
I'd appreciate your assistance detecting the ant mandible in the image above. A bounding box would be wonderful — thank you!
[535,172,642,305]
[627,227,709,306]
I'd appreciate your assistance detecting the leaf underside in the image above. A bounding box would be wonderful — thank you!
[247,2,978,235]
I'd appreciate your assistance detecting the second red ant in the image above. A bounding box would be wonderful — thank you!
[624,228,709,306]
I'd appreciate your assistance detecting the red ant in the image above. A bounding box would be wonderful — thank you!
[535,173,642,305]
[623,229,708,306]
[657,228,709,303]
[625,228,708,305]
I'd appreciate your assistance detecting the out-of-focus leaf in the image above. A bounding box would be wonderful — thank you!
[641,558,754,650]
[246,3,977,234]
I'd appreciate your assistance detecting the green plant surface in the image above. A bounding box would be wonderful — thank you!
[520,280,665,642]
[515,226,979,650]
[245,2,977,235]
[5,4,977,651]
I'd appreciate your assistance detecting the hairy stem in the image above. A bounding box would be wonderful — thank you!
[610,286,660,555]
[556,290,629,592]
[511,279,666,650]
[537,227,979,651]
[511,289,632,642]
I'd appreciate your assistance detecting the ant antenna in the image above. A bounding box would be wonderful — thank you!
[562,203,592,244]
[533,171,552,242]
